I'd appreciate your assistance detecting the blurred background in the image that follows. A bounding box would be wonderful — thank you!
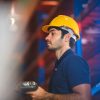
[0,0,100,100]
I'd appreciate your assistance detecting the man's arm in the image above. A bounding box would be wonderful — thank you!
[45,84,91,100]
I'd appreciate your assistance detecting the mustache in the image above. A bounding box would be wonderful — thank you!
[46,41,51,44]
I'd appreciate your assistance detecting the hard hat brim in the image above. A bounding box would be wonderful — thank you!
[42,25,58,33]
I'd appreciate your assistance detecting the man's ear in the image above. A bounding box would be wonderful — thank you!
[64,33,71,42]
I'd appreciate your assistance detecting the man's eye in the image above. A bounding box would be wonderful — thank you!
[51,32,55,35]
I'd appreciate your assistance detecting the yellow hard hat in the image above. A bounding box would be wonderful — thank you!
[42,15,80,40]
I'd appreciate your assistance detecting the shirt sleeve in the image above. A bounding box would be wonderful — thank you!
[63,55,91,88]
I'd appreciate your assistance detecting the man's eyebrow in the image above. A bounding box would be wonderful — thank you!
[48,29,55,33]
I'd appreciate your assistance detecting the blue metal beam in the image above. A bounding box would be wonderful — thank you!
[74,0,83,56]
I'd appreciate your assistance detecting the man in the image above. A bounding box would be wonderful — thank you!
[27,15,91,100]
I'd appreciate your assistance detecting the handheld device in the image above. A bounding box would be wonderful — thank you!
[20,81,38,93]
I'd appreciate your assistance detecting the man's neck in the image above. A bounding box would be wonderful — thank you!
[55,46,70,60]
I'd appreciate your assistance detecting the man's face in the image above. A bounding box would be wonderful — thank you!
[45,28,64,51]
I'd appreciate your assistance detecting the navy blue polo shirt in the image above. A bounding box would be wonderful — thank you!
[48,49,90,94]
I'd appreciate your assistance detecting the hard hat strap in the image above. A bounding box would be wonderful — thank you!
[60,26,77,41]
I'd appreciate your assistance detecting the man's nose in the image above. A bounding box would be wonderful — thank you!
[45,34,50,41]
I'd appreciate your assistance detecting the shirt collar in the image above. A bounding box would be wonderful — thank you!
[55,49,73,66]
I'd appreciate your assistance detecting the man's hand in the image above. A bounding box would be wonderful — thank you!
[26,84,91,100]
[26,86,48,100]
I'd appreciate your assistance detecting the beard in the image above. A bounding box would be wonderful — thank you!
[47,47,57,51]
[46,38,63,51]
[46,43,61,51]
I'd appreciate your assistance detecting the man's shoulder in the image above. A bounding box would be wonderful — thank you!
[66,52,87,63]
[63,51,82,62]
[63,53,89,69]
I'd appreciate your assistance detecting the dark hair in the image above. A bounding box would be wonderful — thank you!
[48,26,62,31]
[69,37,75,48]
[48,26,75,48]
[61,31,75,48]
[48,26,69,37]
